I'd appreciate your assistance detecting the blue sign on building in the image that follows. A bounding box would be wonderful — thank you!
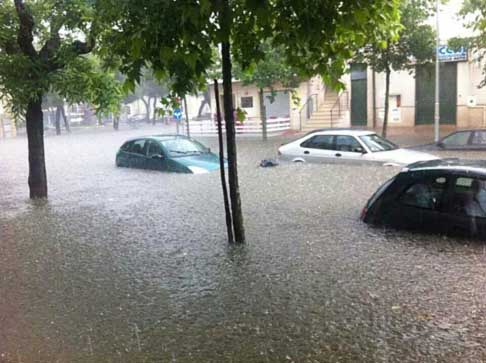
[437,45,467,62]
[173,108,182,121]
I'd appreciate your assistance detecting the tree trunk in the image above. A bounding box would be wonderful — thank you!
[214,80,234,243]
[372,68,377,129]
[184,96,190,137]
[221,31,245,242]
[258,88,268,141]
[26,96,48,198]
[141,97,150,123]
[113,114,119,130]
[59,105,70,132]
[55,106,61,135]
[382,64,391,138]
[152,97,157,125]
[197,90,210,117]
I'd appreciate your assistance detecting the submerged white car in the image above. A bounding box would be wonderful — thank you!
[278,129,438,166]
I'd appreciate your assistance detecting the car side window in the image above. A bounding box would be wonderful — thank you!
[300,135,334,150]
[147,141,162,157]
[442,131,471,146]
[335,136,363,153]
[450,177,486,218]
[121,141,133,152]
[130,140,146,155]
[399,176,447,210]
[471,131,486,145]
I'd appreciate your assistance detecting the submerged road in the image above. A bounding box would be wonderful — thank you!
[1,125,486,362]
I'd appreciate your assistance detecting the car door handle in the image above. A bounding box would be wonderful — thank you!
[335,153,342,157]
[304,151,310,155]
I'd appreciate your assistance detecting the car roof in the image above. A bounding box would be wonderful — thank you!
[124,135,190,143]
[304,128,375,137]
[403,158,486,176]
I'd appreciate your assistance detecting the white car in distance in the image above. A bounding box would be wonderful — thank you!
[278,129,438,166]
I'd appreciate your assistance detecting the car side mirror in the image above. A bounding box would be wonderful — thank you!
[152,154,164,160]
[207,147,211,153]
[354,147,366,154]
[437,141,445,148]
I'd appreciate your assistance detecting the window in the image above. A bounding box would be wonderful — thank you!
[301,135,334,150]
[399,176,447,210]
[240,96,253,108]
[130,140,146,155]
[442,131,471,146]
[147,141,162,157]
[451,177,486,217]
[160,138,208,157]
[472,131,486,145]
[359,134,398,152]
[335,136,363,153]
[121,141,132,152]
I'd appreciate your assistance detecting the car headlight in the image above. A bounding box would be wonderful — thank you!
[187,166,209,174]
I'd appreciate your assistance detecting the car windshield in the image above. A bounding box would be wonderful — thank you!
[160,138,208,157]
[359,134,398,152]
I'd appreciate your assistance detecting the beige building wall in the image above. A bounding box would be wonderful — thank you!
[370,68,416,128]
[366,57,486,129]
[208,78,327,130]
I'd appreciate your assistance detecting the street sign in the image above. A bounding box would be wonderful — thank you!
[437,45,467,62]
[173,108,182,121]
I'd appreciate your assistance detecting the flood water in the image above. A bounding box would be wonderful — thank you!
[1,126,486,362]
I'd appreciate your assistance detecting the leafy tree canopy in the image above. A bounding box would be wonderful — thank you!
[0,0,120,118]
[98,0,401,94]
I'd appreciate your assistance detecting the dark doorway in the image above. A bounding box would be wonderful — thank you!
[351,64,368,126]
[415,62,457,125]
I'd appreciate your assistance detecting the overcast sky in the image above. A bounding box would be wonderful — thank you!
[433,0,473,41]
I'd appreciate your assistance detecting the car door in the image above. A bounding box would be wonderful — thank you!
[442,176,486,237]
[128,139,147,169]
[385,174,449,233]
[333,135,366,164]
[470,130,486,150]
[146,140,167,171]
[299,134,336,163]
[440,131,472,150]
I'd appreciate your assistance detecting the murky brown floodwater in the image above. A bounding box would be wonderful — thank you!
[1,125,486,362]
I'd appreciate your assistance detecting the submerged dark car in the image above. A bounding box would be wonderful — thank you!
[412,129,486,151]
[362,159,486,238]
[116,135,222,174]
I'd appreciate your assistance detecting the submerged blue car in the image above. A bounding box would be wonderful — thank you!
[116,135,222,174]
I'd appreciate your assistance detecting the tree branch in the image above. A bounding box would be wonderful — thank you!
[14,0,37,58]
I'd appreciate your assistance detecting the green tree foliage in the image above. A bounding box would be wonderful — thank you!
[452,0,486,87]
[234,41,301,140]
[355,0,436,137]
[0,0,118,198]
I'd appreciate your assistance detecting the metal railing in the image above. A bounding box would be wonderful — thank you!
[299,93,318,131]
[330,91,349,127]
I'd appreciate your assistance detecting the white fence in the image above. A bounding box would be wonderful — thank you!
[189,117,291,136]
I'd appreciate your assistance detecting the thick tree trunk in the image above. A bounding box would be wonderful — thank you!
[214,80,234,243]
[382,65,391,138]
[152,97,157,125]
[55,107,61,135]
[221,36,245,243]
[59,105,70,132]
[258,88,268,142]
[26,96,48,198]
